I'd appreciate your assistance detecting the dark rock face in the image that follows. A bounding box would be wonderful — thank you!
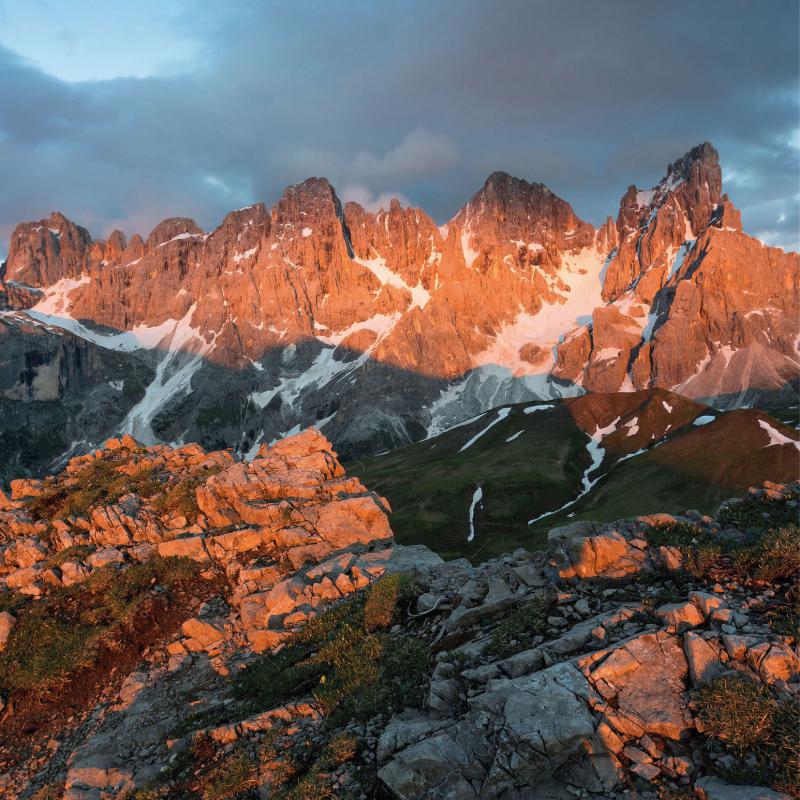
[0,315,153,482]
[0,142,797,472]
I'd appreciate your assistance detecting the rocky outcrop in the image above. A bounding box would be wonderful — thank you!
[0,429,420,654]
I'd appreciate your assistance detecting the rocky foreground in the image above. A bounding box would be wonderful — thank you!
[0,430,797,799]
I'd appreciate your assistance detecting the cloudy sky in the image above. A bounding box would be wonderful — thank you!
[0,0,797,258]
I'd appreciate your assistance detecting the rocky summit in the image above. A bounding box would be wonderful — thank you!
[1,143,797,477]
[0,428,797,800]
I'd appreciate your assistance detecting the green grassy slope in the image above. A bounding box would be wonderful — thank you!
[349,390,799,562]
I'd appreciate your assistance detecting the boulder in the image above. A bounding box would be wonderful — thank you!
[5,537,49,568]
[656,600,705,633]
[87,547,126,568]
[381,662,619,799]
[61,560,91,587]
[378,729,482,800]
[695,776,792,799]
[376,710,450,763]
[548,525,648,580]
[5,565,42,591]
[470,662,605,792]
[683,632,726,685]
[746,642,800,685]
[157,536,209,561]
[691,591,726,618]
[181,617,226,651]
[585,631,693,741]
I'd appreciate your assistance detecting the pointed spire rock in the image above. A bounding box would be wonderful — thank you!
[604,143,725,302]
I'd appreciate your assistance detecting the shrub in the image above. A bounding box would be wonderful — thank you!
[30,783,64,800]
[128,784,168,800]
[733,526,800,582]
[718,497,797,531]
[232,597,362,712]
[321,733,358,768]
[646,522,723,580]
[363,573,418,631]
[152,466,220,522]
[696,674,800,789]
[697,675,776,752]
[260,733,358,800]
[485,591,555,659]
[657,785,699,800]
[44,544,94,568]
[766,601,800,640]
[0,588,29,614]
[28,459,162,521]
[682,542,723,580]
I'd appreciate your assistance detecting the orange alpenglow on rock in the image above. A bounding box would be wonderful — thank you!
[0,142,796,465]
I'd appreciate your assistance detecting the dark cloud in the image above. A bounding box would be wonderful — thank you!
[1,0,798,256]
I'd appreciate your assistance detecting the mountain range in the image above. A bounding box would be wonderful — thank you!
[1,142,797,480]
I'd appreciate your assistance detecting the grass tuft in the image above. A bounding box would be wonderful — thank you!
[718,497,798,531]
[28,458,161,521]
[733,526,800,583]
[0,556,200,695]
[201,750,258,800]
[696,673,800,790]
[484,591,555,660]
[151,466,221,522]
[233,574,428,729]
[647,517,800,584]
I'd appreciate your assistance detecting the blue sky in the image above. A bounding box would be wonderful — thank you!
[0,0,200,81]
[0,0,798,257]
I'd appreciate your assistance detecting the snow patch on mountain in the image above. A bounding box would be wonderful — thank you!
[467,486,483,542]
[524,403,555,414]
[461,231,479,269]
[315,313,401,347]
[528,417,619,525]
[353,253,431,310]
[758,419,800,450]
[460,407,512,452]
[472,245,606,377]
[120,305,216,444]
[250,347,363,411]
[667,238,696,280]
[26,276,190,353]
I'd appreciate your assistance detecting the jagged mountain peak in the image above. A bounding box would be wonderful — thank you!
[618,142,723,233]
[220,201,269,226]
[278,175,340,206]
[451,169,595,259]
[667,140,719,180]
[483,169,549,192]
[145,217,204,250]
[462,170,566,214]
